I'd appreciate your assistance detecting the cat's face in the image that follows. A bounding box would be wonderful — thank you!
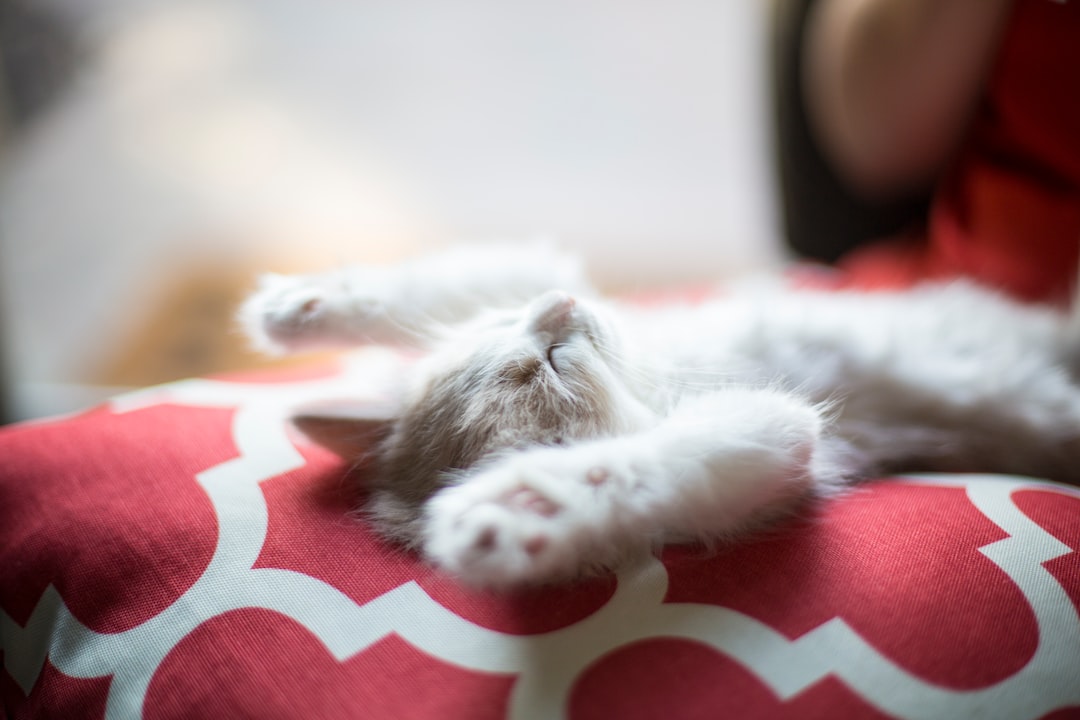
[352,291,653,537]
[401,291,644,457]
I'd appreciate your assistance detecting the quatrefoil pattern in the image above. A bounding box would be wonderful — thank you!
[2,350,1079,719]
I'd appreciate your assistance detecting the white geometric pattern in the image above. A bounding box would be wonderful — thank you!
[3,350,1079,719]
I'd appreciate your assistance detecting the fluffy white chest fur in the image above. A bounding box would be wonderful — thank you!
[241,244,1080,586]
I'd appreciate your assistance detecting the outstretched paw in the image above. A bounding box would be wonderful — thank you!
[239,272,383,353]
[423,453,623,586]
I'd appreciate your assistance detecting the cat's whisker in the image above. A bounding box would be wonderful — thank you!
[591,340,736,395]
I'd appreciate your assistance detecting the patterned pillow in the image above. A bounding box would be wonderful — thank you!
[3,350,1079,719]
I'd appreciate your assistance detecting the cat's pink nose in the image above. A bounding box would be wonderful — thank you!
[528,291,577,336]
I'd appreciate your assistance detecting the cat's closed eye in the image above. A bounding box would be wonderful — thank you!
[545,343,560,371]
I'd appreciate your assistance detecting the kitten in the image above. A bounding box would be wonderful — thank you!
[240,243,1080,586]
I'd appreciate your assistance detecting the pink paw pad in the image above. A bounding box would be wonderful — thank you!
[523,535,548,556]
[473,527,497,551]
[505,487,560,517]
[586,468,609,486]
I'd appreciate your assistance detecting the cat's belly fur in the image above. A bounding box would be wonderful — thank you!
[626,281,1078,478]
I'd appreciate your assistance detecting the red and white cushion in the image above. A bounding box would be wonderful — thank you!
[3,349,1079,719]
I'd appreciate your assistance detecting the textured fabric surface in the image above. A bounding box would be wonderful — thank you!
[2,350,1080,719]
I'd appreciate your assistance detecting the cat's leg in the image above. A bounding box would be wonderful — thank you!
[240,243,591,352]
[424,388,841,586]
[828,320,1080,483]
[843,366,1080,485]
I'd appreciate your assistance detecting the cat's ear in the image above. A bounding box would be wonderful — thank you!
[290,399,399,461]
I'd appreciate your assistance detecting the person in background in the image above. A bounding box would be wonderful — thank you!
[791,0,1079,305]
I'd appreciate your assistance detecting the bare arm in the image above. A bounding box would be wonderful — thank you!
[802,0,1014,197]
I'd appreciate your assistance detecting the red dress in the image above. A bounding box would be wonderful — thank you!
[837,0,1080,304]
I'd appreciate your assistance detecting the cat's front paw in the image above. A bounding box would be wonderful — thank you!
[239,272,383,353]
[423,452,626,586]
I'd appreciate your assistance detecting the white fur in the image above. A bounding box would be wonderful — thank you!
[239,242,590,352]
[424,388,824,584]
[242,243,1080,585]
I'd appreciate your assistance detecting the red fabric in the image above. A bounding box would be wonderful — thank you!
[0,405,224,632]
[838,0,1080,302]
[2,363,1079,718]
[253,446,619,634]
[662,483,1039,689]
[2,659,111,720]
[1013,489,1080,616]
[569,639,896,720]
[145,611,516,720]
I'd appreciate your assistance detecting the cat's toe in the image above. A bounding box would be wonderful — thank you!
[422,453,619,585]
[423,477,576,586]
[239,275,329,352]
[240,272,388,352]
[503,485,561,517]
[425,501,553,585]
[264,285,330,334]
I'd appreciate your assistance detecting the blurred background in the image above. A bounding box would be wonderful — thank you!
[0,0,789,422]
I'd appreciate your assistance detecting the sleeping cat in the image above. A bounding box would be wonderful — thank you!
[240,243,1080,586]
